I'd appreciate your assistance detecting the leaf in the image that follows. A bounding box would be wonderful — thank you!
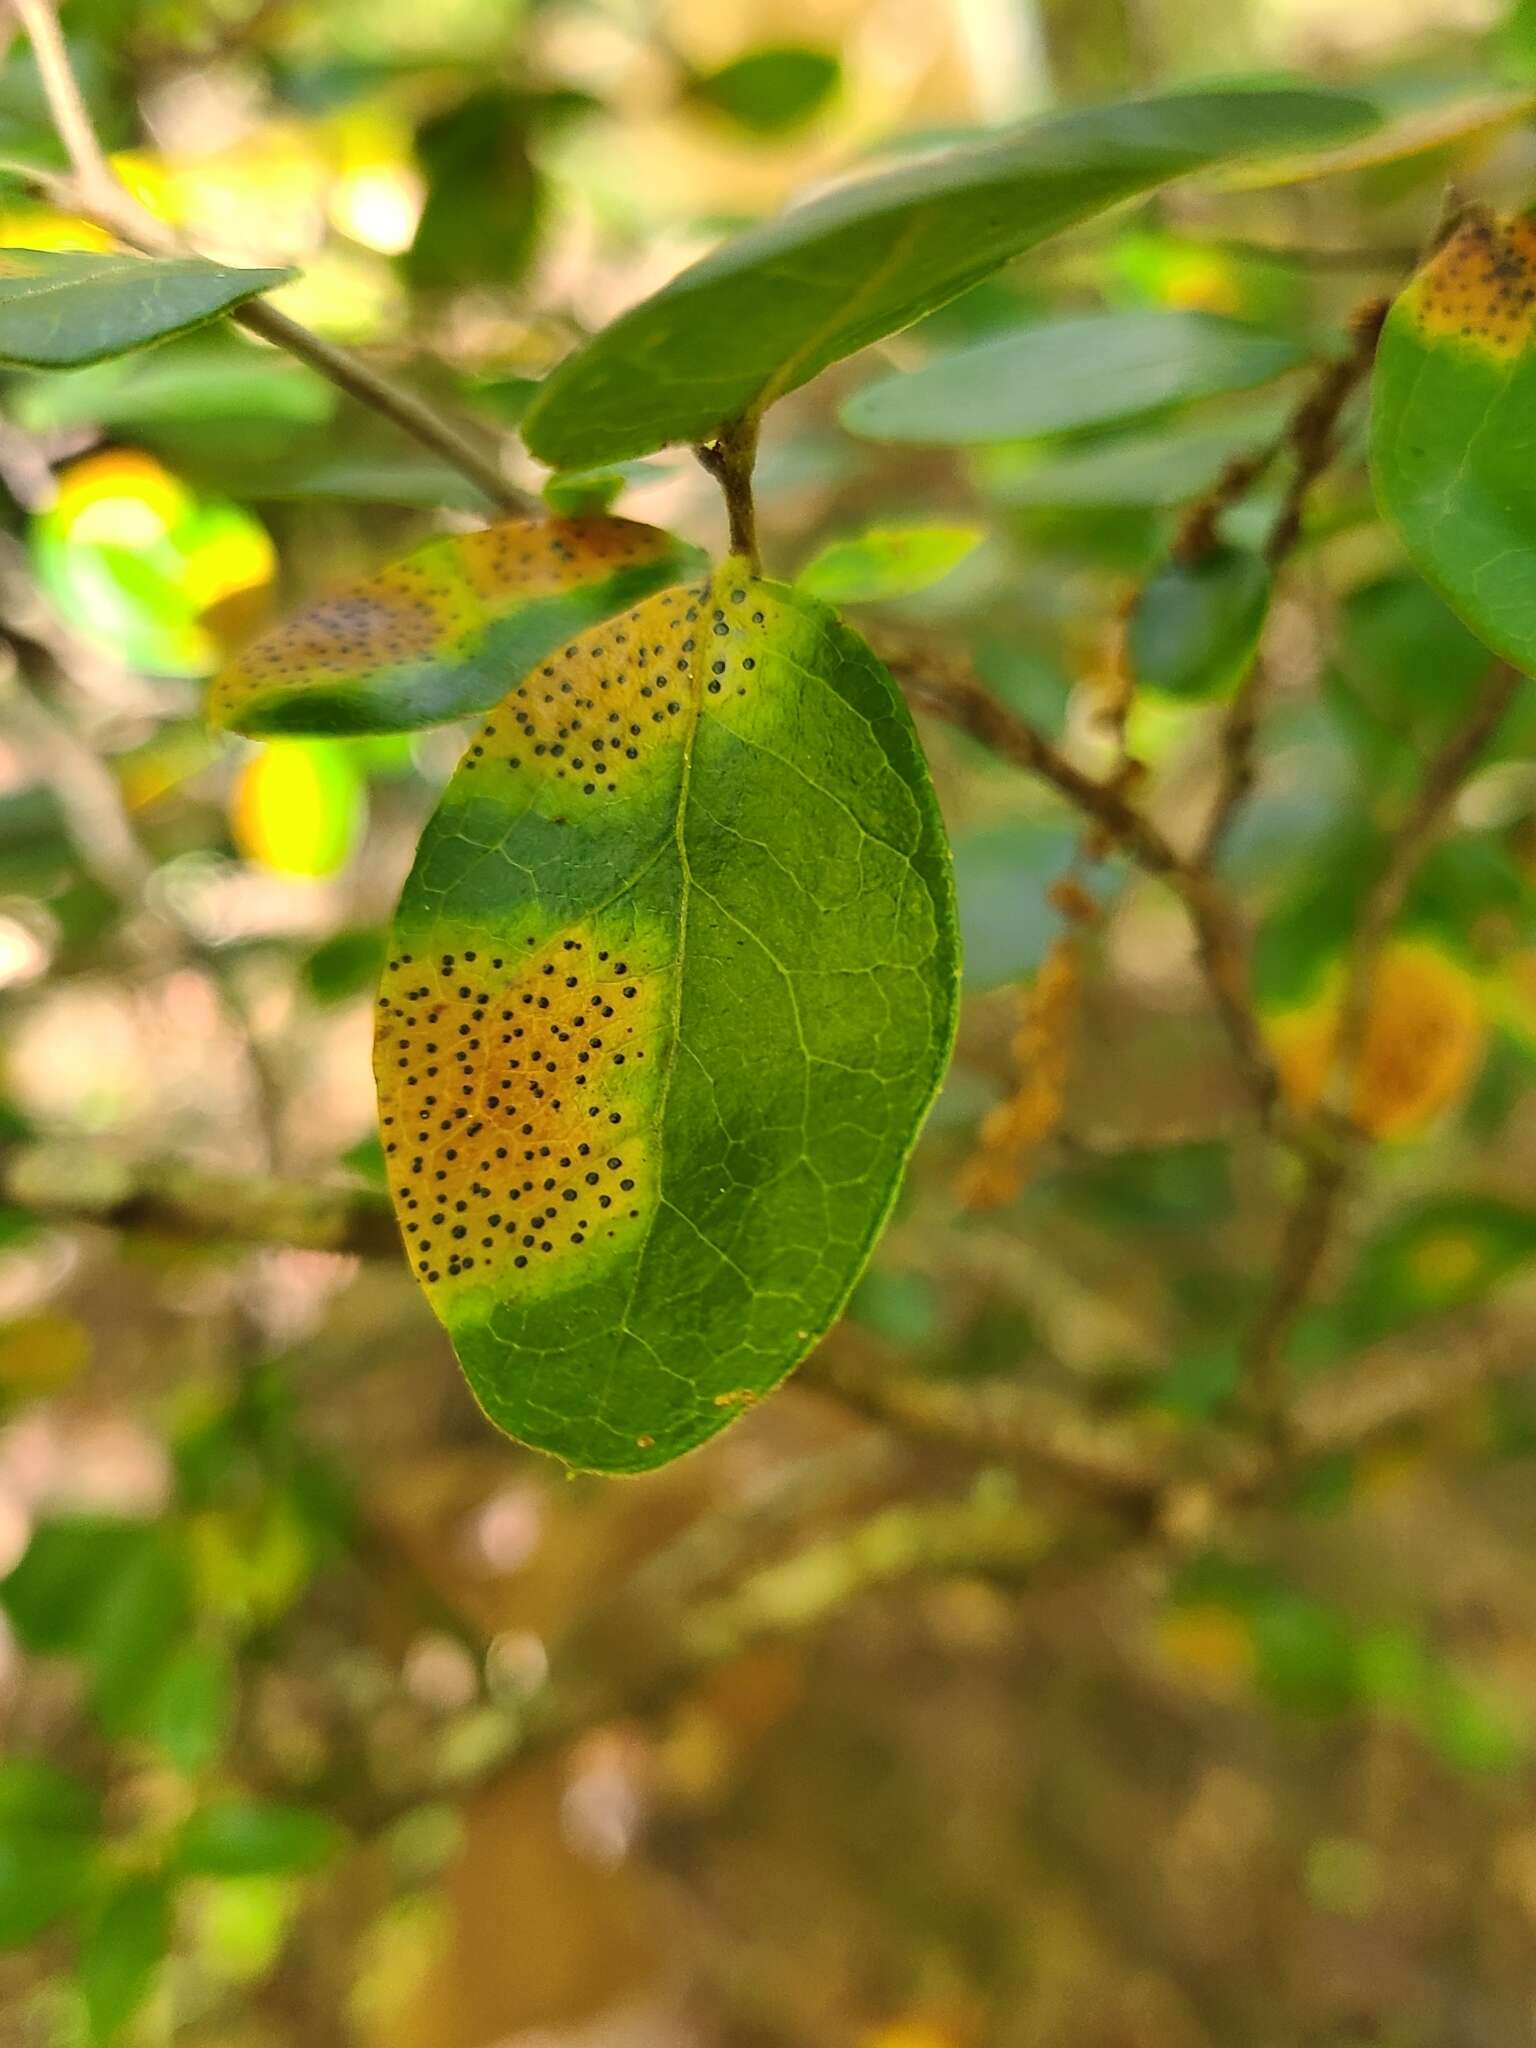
[230,742,367,879]
[376,566,958,1471]
[1129,545,1271,699]
[1371,208,1536,677]
[0,1758,99,1950]
[841,311,1303,445]
[1220,81,1536,190]
[175,1800,344,1878]
[79,1879,171,2043]
[406,89,542,292]
[145,1641,236,1775]
[689,46,841,136]
[796,523,982,603]
[0,250,293,368]
[521,86,1377,469]
[981,396,1290,508]
[210,516,704,736]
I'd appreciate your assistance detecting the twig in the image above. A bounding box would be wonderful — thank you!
[8,0,534,517]
[694,415,762,571]
[1241,662,1522,1432]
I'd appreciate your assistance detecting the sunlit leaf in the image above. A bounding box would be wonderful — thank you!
[1129,545,1271,698]
[377,568,958,1471]
[796,523,982,603]
[1372,208,1536,677]
[522,87,1377,469]
[211,516,704,736]
[230,742,366,879]
[841,311,1303,446]
[688,46,841,136]
[0,249,292,367]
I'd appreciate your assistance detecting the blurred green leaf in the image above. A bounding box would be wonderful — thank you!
[982,394,1291,508]
[1129,544,1270,699]
[842,311,1302,445]
[175,1800,344,1878]
[0,1759,100,1949]
[797,523,982,603]
[689,46,840,136]
[79,1878,171,2042]
[145,1641,236,1776]
[406,89,542,292]
[0,251,293,368]
[300,926,388,1006]
[951,820,1084,990]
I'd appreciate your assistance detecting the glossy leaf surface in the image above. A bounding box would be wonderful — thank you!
[0,250,292,367]
[522,87,1376,469]
[376,568,958,1471]
[1372,209,1536,677]
[841,311,1303,446]
[212,516,704,735]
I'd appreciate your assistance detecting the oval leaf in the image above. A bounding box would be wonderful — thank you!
[211,516,704,735]
[1129,545,1271,699]
[689,46,841,136]
[1372,208,1536,678]
[176,1799,343,1878]
[376,568,958,1471]
[842,311,1303,446]
[797,523,982,603]
[521,87,1377,470]
[79,1879,171,2044]
[0,250,293,368]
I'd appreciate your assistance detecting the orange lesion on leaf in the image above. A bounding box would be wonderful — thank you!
[1406,208,1536,361]
[374,926,665,1302]
[209,516,688,727]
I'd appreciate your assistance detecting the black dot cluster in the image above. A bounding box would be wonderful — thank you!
[1418,212,1536,354]
[377,936,650,1289]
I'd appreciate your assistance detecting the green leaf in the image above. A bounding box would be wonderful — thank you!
[175,1800,344,1877]
[796,523,982,603]
[377,566,958,1471]
[144,1641,236,1775]
[0,1759,99,1949]
[406,89,542,292]
[982,396,1290,508]
[521,86,1377,469]
[1372,208,1536,677]
[689,46,841,136]
[79,1879,171,2043]
[0,251,293,369]
[1129,545,1271,699]
[211,516,705,736]
[841,311,1303,445]
[82,1528,189,1738]
[11,338,334,437]
[301,926,389,1006]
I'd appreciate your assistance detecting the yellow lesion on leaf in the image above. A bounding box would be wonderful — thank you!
[374,925,665,1303]
[458,578,710,804]
[1405,208,1536,362]
[1267,939,1486,1140]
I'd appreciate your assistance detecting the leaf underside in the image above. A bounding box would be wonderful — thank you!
[211,516,705,735]
[376,567,959,1472]
[0,250,293,369]
[1371,209,1536,679]
[521,86,1377,470]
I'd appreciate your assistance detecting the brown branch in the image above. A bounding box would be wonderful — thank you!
[8,0,534,517]
[694,415,762,571]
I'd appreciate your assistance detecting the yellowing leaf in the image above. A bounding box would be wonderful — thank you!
[1268,941,1486,1139]
[230,741,365,878]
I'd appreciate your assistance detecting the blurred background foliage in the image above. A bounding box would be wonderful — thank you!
[6,1,1536,2045]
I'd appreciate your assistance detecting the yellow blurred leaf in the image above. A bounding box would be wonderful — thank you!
[230,742,366,879]
[1157,1604,1255,1698]
[0,1311,90,1394]
[1268,940,1486,1140]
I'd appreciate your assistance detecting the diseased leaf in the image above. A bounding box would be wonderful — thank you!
[797,523,982,603]
[1129,545,1271,698]
[376,567,958,1472]
[521,87,1377,470]
[841,311,1303,446]
[1372,208,1536,677]
[0,250,293,368]
[211,516,704,736]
